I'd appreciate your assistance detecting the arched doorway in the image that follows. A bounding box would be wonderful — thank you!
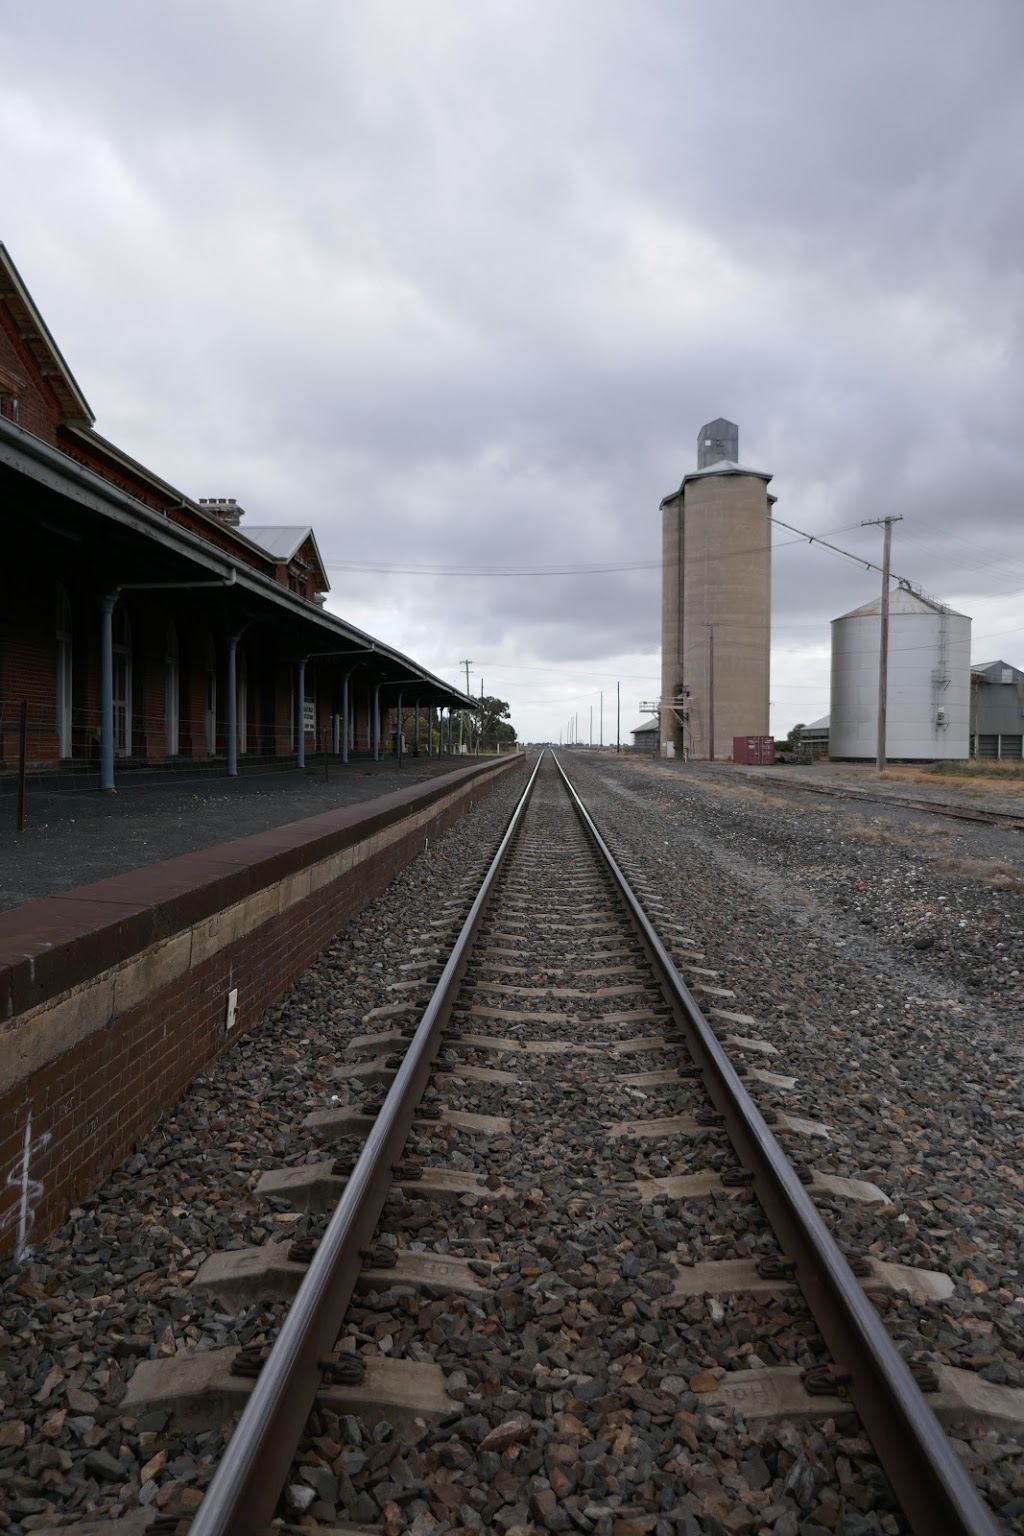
[56,583,73,759]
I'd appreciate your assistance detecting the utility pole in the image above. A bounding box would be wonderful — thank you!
[600,690,603,748]
[862,517,902,774]
[706,624,716,762]
[616,681,620,752]
[459,659,472,755]
[589,704,593,748]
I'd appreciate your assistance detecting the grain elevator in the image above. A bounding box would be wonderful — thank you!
[659,420,773,759]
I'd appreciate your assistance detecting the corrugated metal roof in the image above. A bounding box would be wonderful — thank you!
[661,458,776,508]
[835,587,969,621]
[243,526,314,561]
[803,714,830,731]
[972,659,1024,681]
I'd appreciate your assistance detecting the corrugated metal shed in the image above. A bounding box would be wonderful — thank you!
[970,659,1024,754]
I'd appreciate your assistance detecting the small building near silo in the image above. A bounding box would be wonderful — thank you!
[630,719,659,752]
[970,660,1024,759]
[829,587,971,761]
[799,716,830,759]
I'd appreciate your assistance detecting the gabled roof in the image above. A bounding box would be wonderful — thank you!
[244,526,315,562]
[972,659,1023,681]
[0,243,94,425]
[244,525,329,590]
[803,715,830,732]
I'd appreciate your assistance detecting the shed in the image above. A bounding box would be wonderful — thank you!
[630,719,659,752]
[799,716,830,759]
[970,661,1024,758]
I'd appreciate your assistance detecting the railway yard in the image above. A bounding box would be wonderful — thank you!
[2,751,1024,1535]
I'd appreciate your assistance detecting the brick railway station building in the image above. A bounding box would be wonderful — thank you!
[0,243,471,787]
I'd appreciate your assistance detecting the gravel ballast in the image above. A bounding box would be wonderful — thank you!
[2,751,1022,1534]
[565,752,1024,1531]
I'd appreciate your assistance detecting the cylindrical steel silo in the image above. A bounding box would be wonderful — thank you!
[830,587,971,760]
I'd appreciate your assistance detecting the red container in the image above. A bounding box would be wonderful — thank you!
[733,735,776,765]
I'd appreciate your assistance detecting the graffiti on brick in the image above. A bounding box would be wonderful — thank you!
[0,1113,51,1263]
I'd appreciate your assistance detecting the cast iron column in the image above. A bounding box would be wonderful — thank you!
[296,659,306,769]
[226,635,238,777]
[99,593,117,792]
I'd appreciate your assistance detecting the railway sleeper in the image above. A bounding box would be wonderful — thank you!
[632,1166,888,1206]
[121,1348,455,1435]
[663,1252,954,1303]
[706,1362,1024,1434]
[255,1161,509,1211]
[332,1059,519,1087]
[607,1108,833,1139]
[192,1241,492,1310]
[33,1521,387,1536]
[304,1103,511,1138]
[346,1032,599,1061]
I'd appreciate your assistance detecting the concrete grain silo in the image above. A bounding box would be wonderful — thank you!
[830,587,971,760]
[659,420,773,759]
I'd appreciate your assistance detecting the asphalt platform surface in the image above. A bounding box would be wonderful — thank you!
[0,756,472,912]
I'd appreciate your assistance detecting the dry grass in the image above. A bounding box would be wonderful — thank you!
[933,857,1024,892]
[636,763,795,812]
[883,762,1024,795]
[840,816,1024,887]
[840,815,959,851]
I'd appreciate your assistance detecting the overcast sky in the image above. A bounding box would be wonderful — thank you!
[3,1,1024,743]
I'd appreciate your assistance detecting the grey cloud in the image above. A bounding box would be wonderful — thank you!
[2,0,1023,739]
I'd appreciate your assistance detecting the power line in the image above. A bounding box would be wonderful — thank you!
[769,515,915,585]
[324,534,810,579]
[324,559,660,577]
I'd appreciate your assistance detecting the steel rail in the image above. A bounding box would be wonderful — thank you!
[553,752,999,1536]
[189,751,544,1536]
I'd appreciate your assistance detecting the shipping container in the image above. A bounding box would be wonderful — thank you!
[732,735,775,765]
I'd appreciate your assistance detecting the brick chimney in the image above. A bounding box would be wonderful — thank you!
[198,497,244,528]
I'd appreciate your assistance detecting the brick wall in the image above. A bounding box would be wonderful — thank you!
[0,754,523,1258]
[0,315,60,445]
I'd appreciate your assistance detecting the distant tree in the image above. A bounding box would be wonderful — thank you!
[783,721,806,750]
[477,695,516,748]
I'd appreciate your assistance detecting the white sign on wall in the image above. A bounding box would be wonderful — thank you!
[303,698,316,733]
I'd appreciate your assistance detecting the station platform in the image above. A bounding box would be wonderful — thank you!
[0,756,473,912]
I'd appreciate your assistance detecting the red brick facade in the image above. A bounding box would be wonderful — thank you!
[0,243,464,774]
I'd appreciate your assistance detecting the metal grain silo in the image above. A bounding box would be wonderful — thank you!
[830,587,971,760]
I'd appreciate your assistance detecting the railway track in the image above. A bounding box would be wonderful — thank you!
[716,766,1024,833]
[24,751,1021,1535]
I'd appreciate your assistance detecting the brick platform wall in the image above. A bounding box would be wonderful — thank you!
[0,755,523,1258]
